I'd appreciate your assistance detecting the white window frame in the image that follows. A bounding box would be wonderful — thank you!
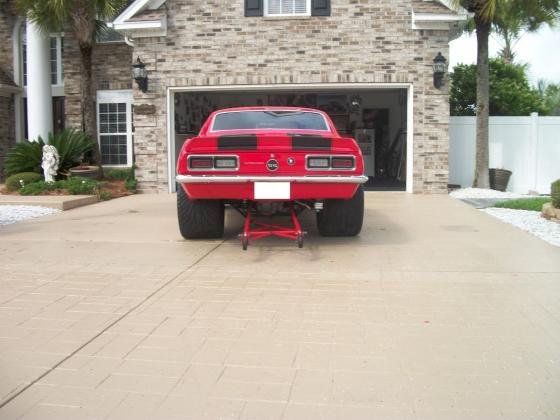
[264,0,311,17]
[96,90,134,167]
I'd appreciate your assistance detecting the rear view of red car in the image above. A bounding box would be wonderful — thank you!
[176,107,367,246]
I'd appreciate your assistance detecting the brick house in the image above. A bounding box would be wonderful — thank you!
[0,0,466,193]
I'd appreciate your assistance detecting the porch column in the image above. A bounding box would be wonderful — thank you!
[26,20,52,141]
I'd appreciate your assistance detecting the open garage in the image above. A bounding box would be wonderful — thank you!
[168,85,412,193]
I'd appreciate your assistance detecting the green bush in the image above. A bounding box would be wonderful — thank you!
[552,179,560,208]
[63,177,101,195]
[4,140,44,176]
[19,181,57,195]
[105,166,135,181]
[125,178,137,191]
[46,129,95,174]
[99,191,112,201]
[4,129,95,178]
[494,197,551,211]
[5,172,43,192]
[19,177,101,196]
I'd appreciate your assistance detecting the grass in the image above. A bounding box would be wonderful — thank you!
[493,197,551,211]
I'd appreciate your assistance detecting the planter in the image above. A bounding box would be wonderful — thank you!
[489,168,512,192]
[68,165,100,179]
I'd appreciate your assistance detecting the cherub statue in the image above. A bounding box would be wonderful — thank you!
[41,145,60,183]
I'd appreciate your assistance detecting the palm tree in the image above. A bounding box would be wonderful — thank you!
[452,0,559,188]
[15,0,126,165]
[494,4,558,64]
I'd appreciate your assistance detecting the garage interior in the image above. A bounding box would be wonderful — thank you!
[173,89,408,191]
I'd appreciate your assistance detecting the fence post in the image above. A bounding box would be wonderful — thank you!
[529,112,539,193]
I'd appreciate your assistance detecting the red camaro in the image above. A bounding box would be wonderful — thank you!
[176,107,367,246]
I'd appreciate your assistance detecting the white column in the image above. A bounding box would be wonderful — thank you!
[26,20,52,141]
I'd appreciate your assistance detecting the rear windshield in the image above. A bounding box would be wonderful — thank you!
[211,110,330,132]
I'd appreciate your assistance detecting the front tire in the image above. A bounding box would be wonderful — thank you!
[317,186,364,237]
[177,185,224,239]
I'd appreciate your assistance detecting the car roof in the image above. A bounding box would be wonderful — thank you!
[212,106,326,114]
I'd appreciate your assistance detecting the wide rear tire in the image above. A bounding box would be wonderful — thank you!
[177,186,224,239]
[317,186,364,237]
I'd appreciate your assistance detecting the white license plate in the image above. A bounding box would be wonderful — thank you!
[254,182,291,200]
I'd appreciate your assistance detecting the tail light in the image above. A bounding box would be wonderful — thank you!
[306,155,355,170]
[331,156,355,169]
[189,156,214,169]
[214,156,238,169]
[188,155,238,171]
[307,157,330,169]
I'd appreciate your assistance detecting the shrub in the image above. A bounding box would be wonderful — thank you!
[125,178,137,191]
[47,129,95,174]
[4,139,44,176]
[19,181,57,196]
[552,179,560,208]
[3,129,94,178]
[63,177,101,195]
[99,191,112,201]
[105,166,135,181]
[5,172,43,192]
[494,197,551,211]
[19,177,101,196]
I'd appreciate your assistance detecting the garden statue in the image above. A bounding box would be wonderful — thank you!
[41,145,59,183]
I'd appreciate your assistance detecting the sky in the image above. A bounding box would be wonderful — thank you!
[449,26,560,85]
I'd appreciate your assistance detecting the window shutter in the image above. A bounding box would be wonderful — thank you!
[245,0,264,16]
[311,0,330,16]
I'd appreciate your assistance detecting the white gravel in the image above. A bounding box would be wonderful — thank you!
[0,205,60,226]
[482,208,560,247]
[450,187,526,200]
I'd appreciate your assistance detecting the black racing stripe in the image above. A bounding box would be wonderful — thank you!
[291,135,332,150]
[217,135,257,150]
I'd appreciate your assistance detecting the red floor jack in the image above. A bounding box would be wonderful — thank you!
[238,203,306,250]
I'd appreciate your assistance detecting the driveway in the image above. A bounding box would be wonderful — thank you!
[0,193,559,419]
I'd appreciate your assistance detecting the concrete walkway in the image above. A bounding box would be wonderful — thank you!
[0,193,559,419]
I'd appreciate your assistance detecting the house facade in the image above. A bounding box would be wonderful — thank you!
[0,0,466,193]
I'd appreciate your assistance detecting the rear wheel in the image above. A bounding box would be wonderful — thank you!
[316,186,364,237]
[177,185,224,239]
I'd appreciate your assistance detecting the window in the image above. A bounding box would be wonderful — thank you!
[211,110,330,132]
[97,91,134,166]
[22,29,64,86]
[265,0,310,16]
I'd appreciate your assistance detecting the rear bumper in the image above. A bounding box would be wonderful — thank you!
[176,175,368,184]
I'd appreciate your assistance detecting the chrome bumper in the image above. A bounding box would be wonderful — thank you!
[176,175,368,184]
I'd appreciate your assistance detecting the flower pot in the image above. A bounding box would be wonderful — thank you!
[69,165,100,179]
[489,168,512,192]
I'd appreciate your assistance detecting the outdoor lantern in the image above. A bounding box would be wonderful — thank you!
[433,52,447,89]
[350,95,362,112]
[132,57,148,93]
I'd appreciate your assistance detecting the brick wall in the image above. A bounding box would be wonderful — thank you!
[0,1,17,74]
[0,1,18,180]
[0,95,15,179]
[130,0,451,193]
[63,40,133,130]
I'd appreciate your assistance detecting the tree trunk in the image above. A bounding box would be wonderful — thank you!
[79,42,103,176]
[473,16,491,188]
[501,28,515,64]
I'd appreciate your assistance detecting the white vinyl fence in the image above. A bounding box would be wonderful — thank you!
[449,114,560,194]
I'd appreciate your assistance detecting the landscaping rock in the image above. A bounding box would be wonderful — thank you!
[542,202,560,223]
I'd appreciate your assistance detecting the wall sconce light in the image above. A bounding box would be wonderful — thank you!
[349,95,362,113]
[131,57,148,93]
[433,52,447,89]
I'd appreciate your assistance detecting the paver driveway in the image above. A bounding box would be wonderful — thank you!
[0,193,559,419]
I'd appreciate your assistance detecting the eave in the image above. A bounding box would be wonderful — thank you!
[412,11,469,40]
[111,0,167,38]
